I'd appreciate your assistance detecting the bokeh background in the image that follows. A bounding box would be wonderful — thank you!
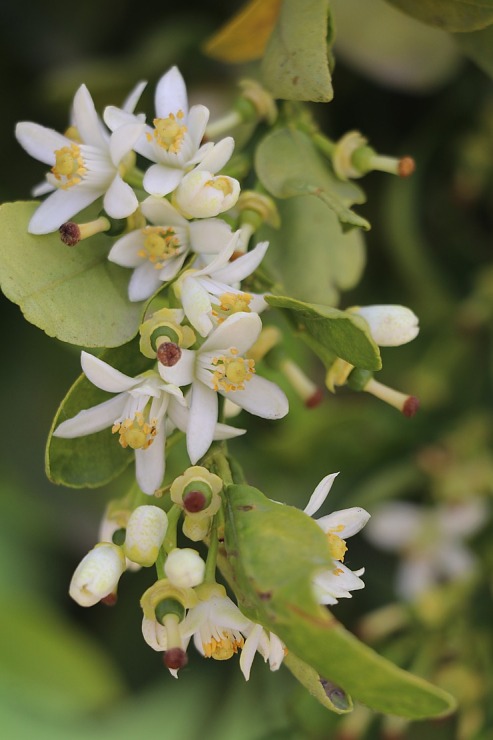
[1,1,492,738]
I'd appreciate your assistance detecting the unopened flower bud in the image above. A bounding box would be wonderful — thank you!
[183,515,211,542]
[352,305,419,346]
[124,505,168,567]
[165,548,206,588]
[69,543,125,607]
[173,170,240,219]
[59,216,111,246]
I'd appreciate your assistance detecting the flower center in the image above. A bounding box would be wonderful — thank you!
[210,350,256,392]
[203,634,244,661]
[139,226,180,269]
[112,412,157,450]
[51,144,87,189]
[150,111,187,153]
[212,292,252,323]
[327,532,347,561]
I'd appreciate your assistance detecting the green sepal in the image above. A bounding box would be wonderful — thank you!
[45,340,152,488]
[0,201,144,347]
[265,295,381,371]
[261,0,333,102]
[224,484,457,719]
[454,24,493,78]
[255,129,369,232]
[384,0,493,32]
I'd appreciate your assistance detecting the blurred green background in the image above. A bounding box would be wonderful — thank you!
[1,1,493,738]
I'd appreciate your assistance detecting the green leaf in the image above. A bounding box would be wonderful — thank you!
[284,653,353,714]
[0,201,143,347]
[0,597,124,718]
[454,24,493,77]
[46,340,152,488]
[255,128,369,231]
[266,294,381,371]
[261,0,333,102]
[224,484,457,719]
[384,0,493,32]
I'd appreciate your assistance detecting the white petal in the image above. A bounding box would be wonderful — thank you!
[16,122,69,165]
[108,230,144,267]
[104,105,139,132]
[141,195,187,227]
[143,164,184,196]
[155,66,188,118]
[240,624,262,680]
[103,175,138,219]
[213,241,269,284]
[226,374,289,420]
[73,85,107,149]
[364,502,422,551]
[158,348,195,386]
[122,80,147,113]
[186,105,210,149]
[212,422,246,440]
[303,473,339,517]
[158,254,187,282]
[128,262,163,302]
[181,278,213,337]
[196,137,235,173]
[396,558,434,601]
[193,232,240,276]
[316,507,371,539]
[28,187,101,234]
[437,543,476,580]
[188,218,233,254]
[109,122,145,166]
[81,351,140,392]
[187,381,218,464]
[53,394,127,438]
[439,500,488,538]
[135,426,166,495]
[201,312,262,354]
[32,179,55,196]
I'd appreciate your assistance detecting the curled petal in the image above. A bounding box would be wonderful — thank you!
[81,351,140,392]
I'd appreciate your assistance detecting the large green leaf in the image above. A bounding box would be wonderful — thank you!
[224,484,457,719]
[46,341,152,488]
[261,0,333,102]
[255,128,369,232]
[454,23,493,77]
[266,295,381,370]
[0,597,124,718]
[384,0,493,32]
[0,201,143,347]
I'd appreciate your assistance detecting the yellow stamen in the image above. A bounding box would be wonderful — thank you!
[148,111,187,153]
[211,292,252,323]
[51,144,87,189]
[210,353,256,392]
[204,634,244,660]
[112,412,157,450]
[138,226,180,269]
[327,532,347,561]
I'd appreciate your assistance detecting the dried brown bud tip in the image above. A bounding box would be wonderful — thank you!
[164,647,188,670]
[398,157,415,178]
[157,342,182,367]
[305,388,324,408]
[100,593,118,607]
[403,396,420,418]
[183,489,207,513]
[59,222,81,246]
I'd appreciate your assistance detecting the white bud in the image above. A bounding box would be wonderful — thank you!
[124,505,168,567]
[182,514,211,542]
[354,305,419,346]
[69,543,125,607]
[173,170,240,218]
[164,548,206,588]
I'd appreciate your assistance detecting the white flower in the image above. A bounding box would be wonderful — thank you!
[164,548,206,588]
[124,505,168,567]
[171,166,240,218]
[98,506,140,572]
[53,351,186,495]
[303,473,370,605]
[364,499,487,600]
[158,312,289,464]
[104,66,236,198]
[108,195,234,302]
[176,234,269,337]
[16,85,144,234]
[352,305,419,346]
[69,543,126,607]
